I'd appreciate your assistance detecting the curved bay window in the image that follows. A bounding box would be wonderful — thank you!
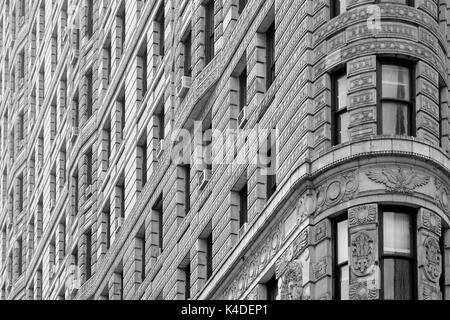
[378,62,415,136]
[381,209,415,300]
[334,207,444,300]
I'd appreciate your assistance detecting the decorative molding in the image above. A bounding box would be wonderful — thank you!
[348,204,378,228]
[365,167,430,194]
[349,281,378,300]
[423,236,442,283]
[315,170,359,214]
[419,209,442,237]
[279,260,306,300]
[350,232,375,277]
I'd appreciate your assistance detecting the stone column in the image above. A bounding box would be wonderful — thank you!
[348,203,379,300]
[417,209,443,300]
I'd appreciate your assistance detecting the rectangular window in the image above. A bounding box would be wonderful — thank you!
[266,275,278,300]
[332,70,349,145]
[85,228,92,280]
[86,70,93,119]
[183,31,192,77]
[156,4,165,57]
[87,0,94,38]
[381,208,414,300]
[335,216,349,300]
[182,164,191,215]
[238,0,248,14]
[138,132,147,188]
[266,22,275,89]
[153,195,163,254]
[206,232,213,280]
[265,133,277,200]
[239,183,248,227]
[239,67,247,112]
[331,0,347,18]
[378,62,414,137]
[205,1,215,64]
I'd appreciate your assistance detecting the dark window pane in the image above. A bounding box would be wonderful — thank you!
[382,102,409,135]
[339,264,350,300]
[383,258,412,300]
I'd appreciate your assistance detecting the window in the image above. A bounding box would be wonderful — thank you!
[266,22,275,89]
[335,216,349,300]
[380,208,414,300]
[239,183,248,228]
[181,164,191,215]
[205,1,215,64]
[332,70,349,145]
[206,232,213,280]
[156,4,165,57]
[378,62,414,136]
[266,275,278,300]
[153,195,163,254]
[238,0,248,14]
[239,67,247,112]
[331,0,347,18]
[86,70,93,119]
[182,30,192,77]
[87,0,94,38]
[265,133,277,200]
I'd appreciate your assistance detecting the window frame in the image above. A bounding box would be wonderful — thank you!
[377,59,416,137]
[331,0,346,19]
[378,206,417,300]
[331,68,349,146]
[266,22,276,89]
[333,212,349,300]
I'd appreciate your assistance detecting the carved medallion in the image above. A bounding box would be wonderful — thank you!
[349,204,377,227]
[423,237,442,283]
[423,284,441,300]
[365,167,430,194]
[351,232,375,277]
[349,281,378,300]
[279,260,304,300]
[421,210,441,237]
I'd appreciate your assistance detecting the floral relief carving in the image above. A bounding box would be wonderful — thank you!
[351,232,375,277]
[434,177,450,215]
[423,284,441,300]
[423,237,442,283]
[349,281,378,300]
[348,204,377,227]
[365,167,430,194]
[420,209,441,237]
[279,260,305,301]
[315,170,359,214]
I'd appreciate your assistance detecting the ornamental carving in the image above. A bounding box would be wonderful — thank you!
[349,281,378,300]
[312,258,328,282]
[279,260,305,301]
[365,167,430,194]
[423,284,441,300]
[351,232,375,277]
[420,210,441,237]
[315,170,359,214]
[434,177,450,214]
[423,237,442,283]
[348,204,377,227]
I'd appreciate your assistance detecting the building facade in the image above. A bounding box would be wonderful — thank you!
[0,0,449,300]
